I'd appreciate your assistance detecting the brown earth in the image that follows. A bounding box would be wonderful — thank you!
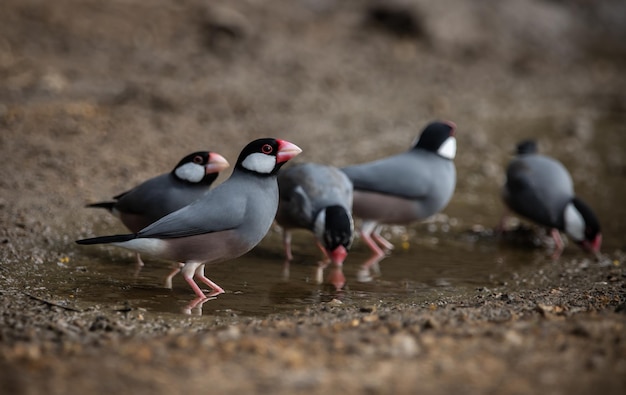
[1,1,626,394]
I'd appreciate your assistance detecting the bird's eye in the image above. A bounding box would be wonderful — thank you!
[261,144,273,154]
[193,155,203,164]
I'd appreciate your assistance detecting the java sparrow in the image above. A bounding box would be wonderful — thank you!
[501,139,602,259]
[341,121,457,273]
[275,163,354,289]
[86,151,230,274]
[76,138,302,300]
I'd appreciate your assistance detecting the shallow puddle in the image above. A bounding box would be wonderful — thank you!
[44,115,625,317]
[53,228,574,317]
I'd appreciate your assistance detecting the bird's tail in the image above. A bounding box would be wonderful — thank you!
[85,202,116,211]
[76,234,136,245]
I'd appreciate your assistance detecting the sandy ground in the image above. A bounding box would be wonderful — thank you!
[1,0,626,394]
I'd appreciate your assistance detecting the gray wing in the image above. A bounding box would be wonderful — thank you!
[137,187,246,239]
[115,173,210,220]
[504,155,573,227]
[278,165,316,227]
[306,164,353,210]
[341,151,435,199]
[278,163,353,226]
[114,174,171,214]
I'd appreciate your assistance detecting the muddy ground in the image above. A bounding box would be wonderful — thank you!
[1,0,626,394]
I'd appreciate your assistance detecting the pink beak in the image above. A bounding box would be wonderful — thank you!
[204,153,230,174]
[582,233,602,256]
[445,120,457,136]
[276,140,302,163]
[328,245,348,266]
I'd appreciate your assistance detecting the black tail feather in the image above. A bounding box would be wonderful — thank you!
[76,233,136,245]
[85,202,116,211]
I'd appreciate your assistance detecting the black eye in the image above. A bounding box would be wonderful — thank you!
[193,155,203,164]
[261,144,273,154]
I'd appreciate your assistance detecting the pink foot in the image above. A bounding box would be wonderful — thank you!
[373,228,394,252]
[550,228,564,260]
[194,264,225,296]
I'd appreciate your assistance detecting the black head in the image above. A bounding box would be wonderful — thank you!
[314,205,354,266]
[172,151,229,185]
[413,121,457,158]
[236,138,302,176]
[515,139,538,155]
[321,205,354,252]
[571,197,602,253]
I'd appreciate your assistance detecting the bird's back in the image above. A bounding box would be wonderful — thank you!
[342,149,456,212]
[277,163,352,230]
[115,174,210,225]
[504,153,574,228]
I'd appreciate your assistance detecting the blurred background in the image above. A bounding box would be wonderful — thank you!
[1,0,624,251]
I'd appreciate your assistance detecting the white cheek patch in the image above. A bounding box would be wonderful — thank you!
[174,163,205,183]
[438,137,456,160]
[313,209,326,241]
[241,152,276,174]
[564,202,585,242]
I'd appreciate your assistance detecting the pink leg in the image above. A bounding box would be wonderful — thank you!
[316,241,331,266]
[164,262,184,289]
[372,225,394,251]
[282,230,293,279]
[194,264,225,297]
[550,228,564,260]
[181,262,207,299]
[357,221,390,282]
[496,209,510,234]
[283,230,293,261]
[133,253,145,278]
[360,221,386,258]
[313,242,331,284]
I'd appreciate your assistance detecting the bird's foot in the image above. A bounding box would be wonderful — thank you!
[549,228,564,260]
[205,288,225,298]
[372,225,395,252]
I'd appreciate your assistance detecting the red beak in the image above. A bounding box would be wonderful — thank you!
[328,245,348,266]
[582,233,602,255]
[445,120,457,136]
[204,153,230,174]
[276,140,302,163]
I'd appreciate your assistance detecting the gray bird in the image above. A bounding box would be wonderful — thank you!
[86,151,230,274]
[501,139,602,258]
[76,138,302,300]
[341,121,457,271]
[275,163,354,289]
